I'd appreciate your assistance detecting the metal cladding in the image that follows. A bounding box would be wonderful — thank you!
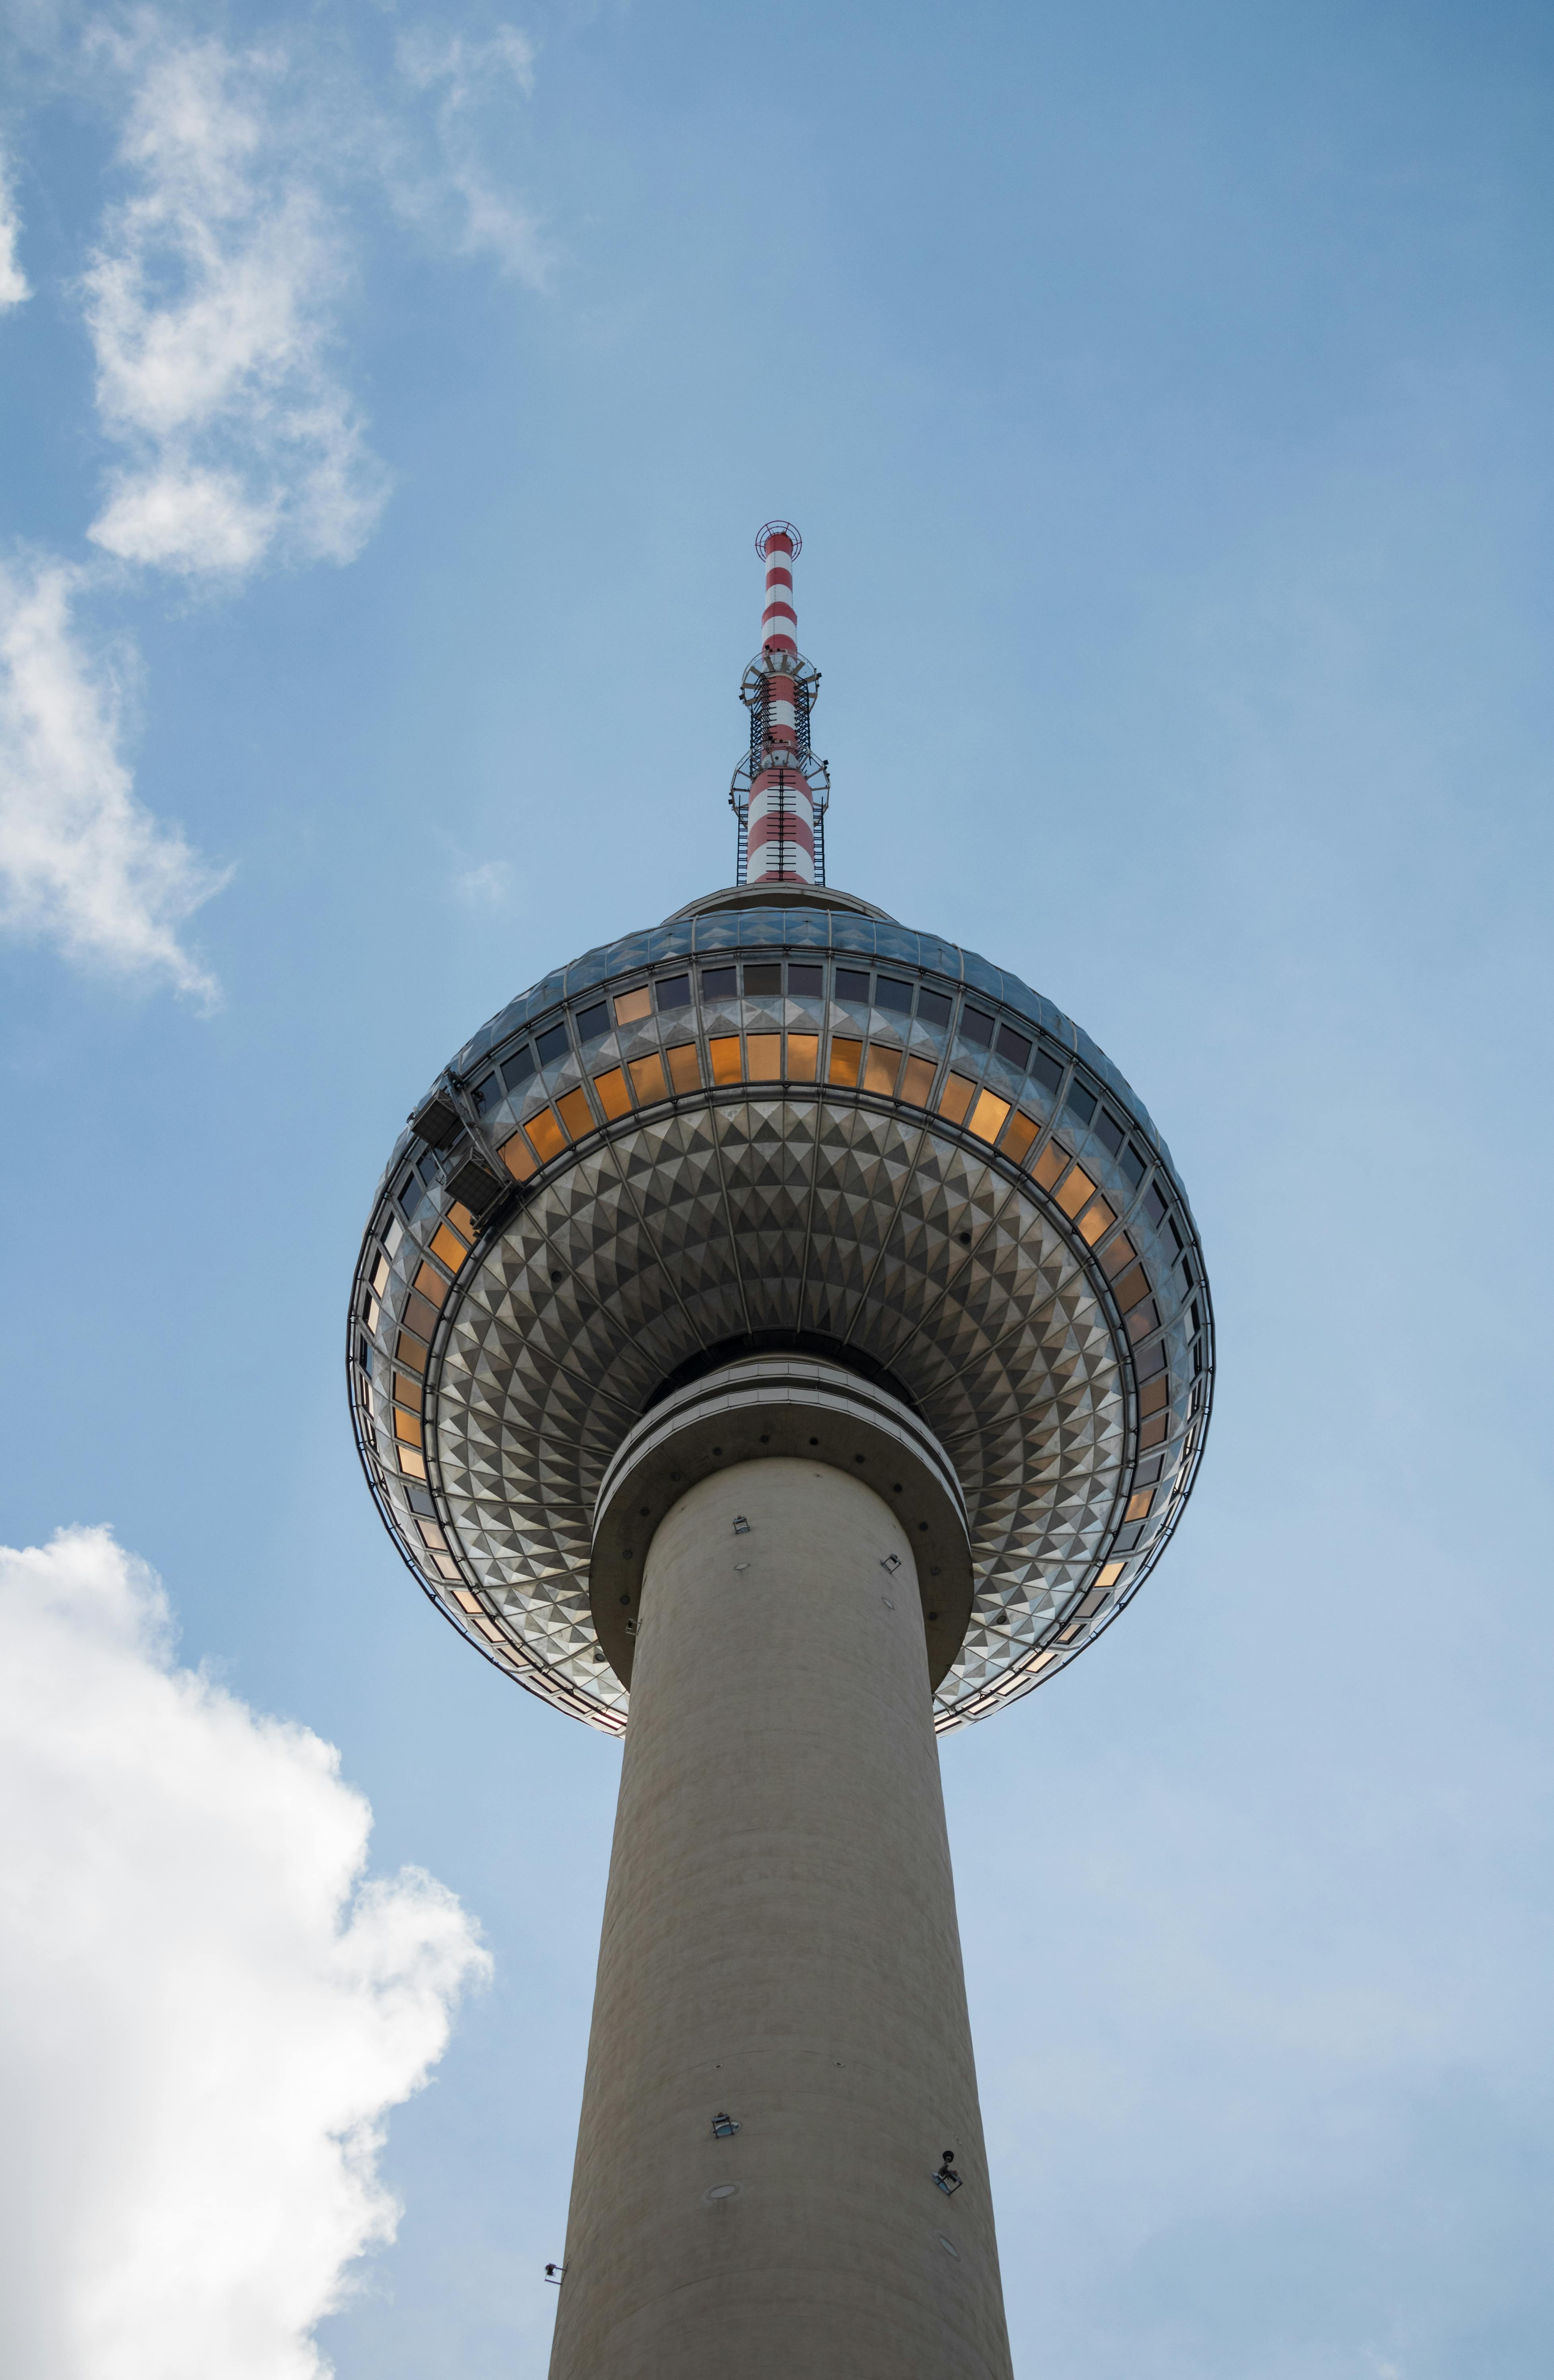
[732,524,830,887]
[349,892,1216,1738]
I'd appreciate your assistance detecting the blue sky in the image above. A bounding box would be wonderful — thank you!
[0,3,1551,2375]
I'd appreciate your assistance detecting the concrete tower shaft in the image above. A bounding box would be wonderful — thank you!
[548,1457,1013,2380]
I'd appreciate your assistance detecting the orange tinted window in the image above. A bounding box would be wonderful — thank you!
[454,1588,480,1614]
[969,1089,1011,1144]
[864,1043,902,1095]
[446,1202,476,1241]
[429,1223,468,1273]
[556,1086,593,1139]
[414,1261,447,1308]
[592,1066,632,1120]
[1032,1140,1066,1189]
[398,1445,427,1480]
[1057,1165,1095,1217]
[371,1251,390,1295]
[393,1409,423,1446]
[630,1052,669,1103]
[613,986,652,1026]
[786,1033,819,1081]
[665,1044,700,1093]
[1101,1231,1137,1277]
[901,1055,936,1106]
[1112,1261,1150,1311]
[1098,1560,1124,1588]
[525,1107,567,1163]
[709,1035,743,1085]
[499,1132,536,1182]
[1078,1195,1116,1244]
[1002,1109,1039,1163]
[828,1037,862,1086]
[1140,1375,1169,1415]
[393,1372,421,1410]
[937,1072,976,1124]
[395,1331,426,1374]
[1140,1410,1169,1448]
[1125,1488,1154,1522]
[747,1032,782,1080]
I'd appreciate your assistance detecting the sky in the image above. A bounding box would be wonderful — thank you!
[0,2,1550,2375]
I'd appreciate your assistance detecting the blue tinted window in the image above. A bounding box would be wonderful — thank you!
[657,975,691,1009]
[1096,1111,1124,1157]
[473,1073,499,1111]
[960,1008,994,1048]
[789,962,824,996]
[1031,1050,1063,1094]
[1145,1184,1168,1227]
[1121,1143,1146,1187]
[917,988,952,1029]
[701,966,737,999]
[876,976,912,1014]
[836,968,871,1001]
[996,1024,1031,1068]
[536,1022,569,1066]
[501,1046,535,1093]
[1065,1082,1097,1125]
[398,1171,423,1219]
[577,1003,609,1042]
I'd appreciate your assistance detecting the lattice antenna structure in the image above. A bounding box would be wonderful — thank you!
[729,522,830,886]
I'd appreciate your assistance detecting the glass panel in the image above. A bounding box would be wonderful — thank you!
[630,1052,669,1102]
[1112,1260,1150,1310]
[1002,1110,1039,1163]
[1057,1164,1095,1217]
[709,1034,743,1085]
[417,1517,447,1550]
[1078,1195,1116,1245]
[395,1332,427,1374]
[371,1251,390,1295]
[525,1108,568,1163]
[429,1223,467,1272]
[901,1055,937,1106]
[613,986,652,1025]
[556,1086,594,1139]
[1146,1183,1169,1227]
[1098,1560,1124,1588]
[876,977,912,1013]
[657,975,691,1011]
[577,1002,608,1042]
[1065,1081,1097,1125]
[747,1032,782,1079]
[473,1072,499,1112]
[1127,1300,1161,1342]
[864,1043,902,1095]
[995,1023,1031,1068]
[1096,1111,1124,1156]
[828,1036,862,1087]
[1121,1143,1147,1187]
[1140,1374,1169,1416]
[399,1445,427,1479]
[501,1046,535,1093]
[938,1071,976,1124]
[960,1008,994,1048]
[744,962,782,996]
[701,966,737,999]
[535,1022,569,1066]
[499,1131,537,1182]
[403,1289,440,1339]
[836,968,870,1001]
[1125,1488,1154,1522]
[398,1171,423,1220]
[446,1203,476,1241]
[789,962,824,997]
[665,1044,700,1093]
[393,1371,421,1409]
[969,1089,1011,1143]
[1101,1231,1137,1277]
[454,1589,480,1615]
[394,1409,423,1446]
[593,1066,632,1120]
[1031,1049,1062,1094]
[414,1261,448,1308]
[786,1032,819,1081]
[917,988,952,1028]
[1140,1411,1169,1449]
[433,1553,461,1583]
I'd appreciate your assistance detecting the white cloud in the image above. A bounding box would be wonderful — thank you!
[396,27,548,284]
[0,1526,489,2380]
[0,554,228,999]
[0,150,31,310]
[454,857,513,906]
[82,31,387,579]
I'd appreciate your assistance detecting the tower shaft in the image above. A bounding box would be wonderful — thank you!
[747,525,817,885]
[547,1460,1014,2380]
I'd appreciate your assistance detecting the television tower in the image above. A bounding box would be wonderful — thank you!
[349,527,1214,2378]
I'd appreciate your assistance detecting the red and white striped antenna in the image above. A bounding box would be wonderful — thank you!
[730,523,830,886]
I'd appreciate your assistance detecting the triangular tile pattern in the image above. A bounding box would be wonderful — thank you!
[432,1095,1129,1732]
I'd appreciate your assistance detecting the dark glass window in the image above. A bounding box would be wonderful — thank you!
[535,1022,569,1066]
[789,962,824,996]
[1121,1142,1146,1187]
[357,1338,372,1375]
[398,1171,423,1219]
[917,988,952,1028]
[1065,1081,1097,1125]
[501,1045,535,1093]
[744,962,782,996]
[407,1486,436,1518]
[1031,1049,1063,1094]
[657,975,691,1010]
[876,976,913,1014]
[701,966,737,999]
[1145,1184,1168,1227]
[960,1007,994,1048]
[577,1002,609,1042]
[996,1023,1031,1068]
[473,1072,499,1111]
[1096,1111,1124,1157]
[836,968,871,1001]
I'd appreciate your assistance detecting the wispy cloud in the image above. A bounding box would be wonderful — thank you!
[0,1525,489,2380]
[82,29,387,581]
[0,151,29,311]
[0,556,227,1000]
[453,856,514,907]
[396,26,548,284]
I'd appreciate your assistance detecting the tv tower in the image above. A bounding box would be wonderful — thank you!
[349,527,1214,2378]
